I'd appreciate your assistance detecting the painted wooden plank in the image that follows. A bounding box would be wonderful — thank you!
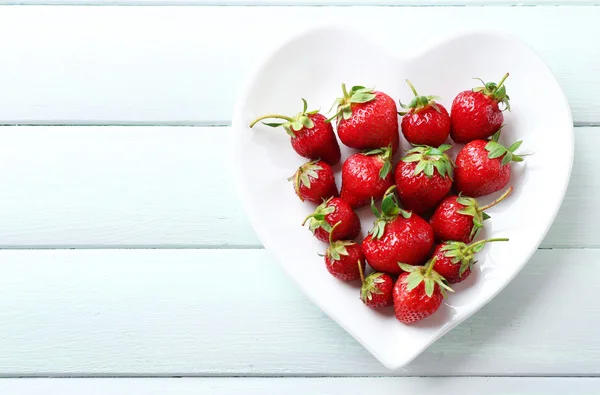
[0,248,598,376]
[0,126,250,248]
[0,125,591,248]
[0,377,598,394]
[0,6,597,125]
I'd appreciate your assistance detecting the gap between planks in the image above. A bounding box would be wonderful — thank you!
[1,377,600,395]
[3,2,600,6]
[0,122,598,127]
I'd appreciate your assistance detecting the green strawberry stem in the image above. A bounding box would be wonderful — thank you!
[301,213,315,226]
[329,221,342,245]
[496,73,509,90]
[383,185,397,198]
[467,237,509,251]
[425,257,437,277]
[406,80,419,96]
[249,114,294,128]
[341,83,349,99]
[357,260,365,283]
[477,187,513,212]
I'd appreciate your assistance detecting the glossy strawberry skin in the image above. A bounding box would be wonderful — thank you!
[429,196,473,243]
[291,113,341,165]
[393,272,443,324]
[314,198,361,243]
[363,273,394,308]
[362,215,434,275]
[341,153,394,209]
[401,104,450,147]
[450,91,503,144]
[325,243,365,282]
[337,92,399,153]
[295,161,338,204]
[394,161,452,215]
[431,243,470,284]
[454,140,511,197]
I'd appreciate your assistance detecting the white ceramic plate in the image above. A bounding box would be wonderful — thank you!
[231,27,573,369]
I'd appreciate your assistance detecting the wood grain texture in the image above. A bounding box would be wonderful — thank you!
[0,377,598,394]
[0,248,598,376]
[0,6,596,124]
[0,125,590,248]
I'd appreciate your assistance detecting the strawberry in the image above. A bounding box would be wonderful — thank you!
[432,238,509,284]
[249,98,341,165]
[288,159,338,204]
[450,73,510,143]
[359,266,394,309]
[329,84,399,153]
[429,187,513,243]
[454,131,525,197]
[362,187,434,275]
[394,144,454,215]
[323,222,365,281]
[393,259,453,324]
[340,147,394,209]
[399,80,450,147]
[303,197,360,243]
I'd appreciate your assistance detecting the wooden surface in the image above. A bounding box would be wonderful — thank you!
[0,2,596,393]
[0,249,599,376]
[0,6,597,125]
[0,125,592,249]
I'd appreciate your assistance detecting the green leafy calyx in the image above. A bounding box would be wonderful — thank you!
[325,221,356,261]
[363,146,393,179]
[398,258,453,298]
[360,272,387,302]
[456,187,514,240]
[369,186,411,240]
[249,98,319,138]
[401,144,454,179]
[398,80,442,116]
[302,197,336,233]
[328,84,376,122]
[485,130,524,166]
[456,195,487,240]
[472,73,510,111]
[326,240,355,262]
[441,237,509,276]
[287,159,324,200]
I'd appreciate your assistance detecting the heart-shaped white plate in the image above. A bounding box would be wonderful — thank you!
[232,27,573,369]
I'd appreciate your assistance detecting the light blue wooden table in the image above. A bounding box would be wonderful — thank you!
[0,2,597,393]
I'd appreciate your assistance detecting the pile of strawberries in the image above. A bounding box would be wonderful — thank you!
[250,73,525,324]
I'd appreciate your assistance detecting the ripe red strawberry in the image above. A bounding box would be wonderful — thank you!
[450,73,510,143]
[340,147,394,209]
[249,99,341,165]
[360,269,393,308]
[323,224,365,281]
[399,80,450,147]
[454,131,525,197]
[430,187,513,243]
[432,238,509,284]
[303,197,360,243]
[330,84,399,153]
[393,259,453,324]
[362,188,434,275]
[288,160,338,204]
[394,144,454,215]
